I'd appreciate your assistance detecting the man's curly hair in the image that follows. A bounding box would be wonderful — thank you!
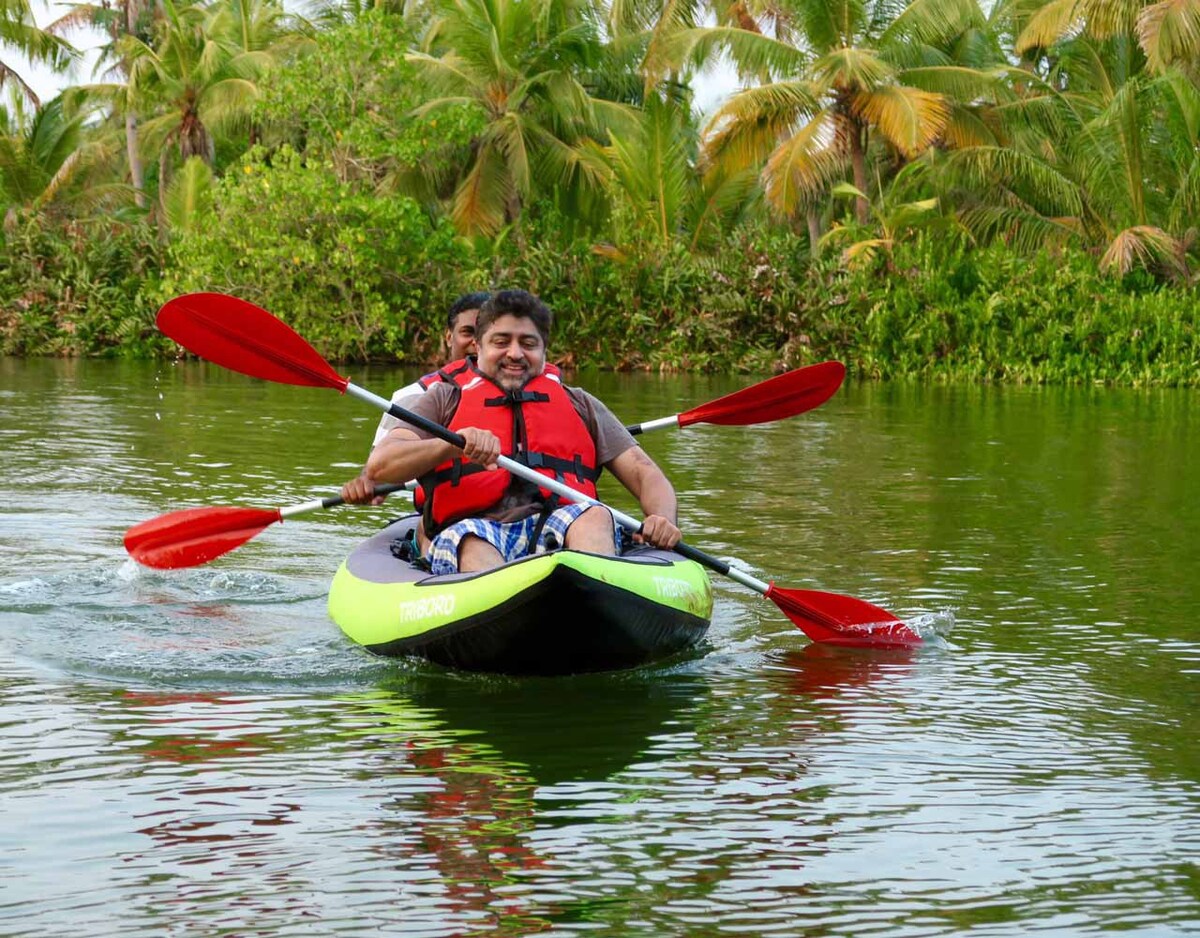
[476,290,553,346]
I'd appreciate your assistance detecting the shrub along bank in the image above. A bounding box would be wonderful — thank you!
[2,216,1197,386]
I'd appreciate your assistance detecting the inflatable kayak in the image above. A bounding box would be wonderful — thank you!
[328,515,712,676]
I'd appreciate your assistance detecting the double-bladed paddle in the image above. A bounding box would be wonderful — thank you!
[144,292,921,648]
[123,360,843,568]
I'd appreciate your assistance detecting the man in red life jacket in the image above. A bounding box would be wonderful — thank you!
[355,289,681,574]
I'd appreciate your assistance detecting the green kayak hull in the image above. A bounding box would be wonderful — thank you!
[328,515,713,676]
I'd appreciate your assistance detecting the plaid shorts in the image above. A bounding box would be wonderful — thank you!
[427,502,620,575]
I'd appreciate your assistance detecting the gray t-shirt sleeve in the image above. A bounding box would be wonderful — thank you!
[566,387,637,466]
[380,381,459,441]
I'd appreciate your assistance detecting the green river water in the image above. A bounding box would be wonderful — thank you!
[0,356,1197,936]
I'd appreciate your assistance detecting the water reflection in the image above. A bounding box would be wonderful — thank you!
[96,671,709,936]
[765,643,917,701]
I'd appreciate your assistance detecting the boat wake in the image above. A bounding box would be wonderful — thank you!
[0,562,395,690]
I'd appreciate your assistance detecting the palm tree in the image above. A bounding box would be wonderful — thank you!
[0,0,76,105]
[945,0,1200,275]
[0,92,118,225]
[51,0,156,205]
[119,0,267,170]
[1013,0,1200,78]
[577,90,758,253]
[648,0,989,228]
[70,0,289,217]
[405,0,637,237]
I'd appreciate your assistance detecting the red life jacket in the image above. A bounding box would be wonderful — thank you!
[411,359,564,511]
[419,358,561,390]
[419,365,599,533]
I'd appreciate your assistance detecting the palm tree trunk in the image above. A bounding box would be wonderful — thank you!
[807,209,821,258]
[849,120,869,225]
[506,191,526,252]
[126,113,146,208]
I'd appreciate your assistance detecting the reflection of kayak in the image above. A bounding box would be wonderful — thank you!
[328,515,713,676]
[355,670,706,784]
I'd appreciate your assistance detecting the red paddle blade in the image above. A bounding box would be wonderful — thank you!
[677,361,846,428]
[124,506,283,569]
[157,293,348,391]
[766,584,923,648]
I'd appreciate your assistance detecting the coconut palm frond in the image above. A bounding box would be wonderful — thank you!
[1053,35,1118,100]
[688,163,759,250]
[0,15,78,70]
[811,46,896,94]
[1075,74,1156,224]
[162,154,214,231]
[647,25,806,81]
[880,0,984,49]
[1099,224,1188,277]
[490,112,532,197]
[901,65,1009,102]
[951,103,1004,147]
[704,81,820,172]
[992,87,1084,146]
[45,5,104,36]
[852,84,949,156]
[1077,0,1143,39]
[540,135,615,195]
[410,94,481,120]
[1015,0,1081,53]
[945,145,1084,216]
[958,203,1081,251]
[405,51,475,96]
[452,142,510,236]
[1167,155,1200,229]
[589,98,642,140]
[1137,0,1200,75]
[762,113,847,214]
[606,0,660,34]
[1160,69,1200,142]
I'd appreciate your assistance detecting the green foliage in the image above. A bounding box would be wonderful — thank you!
[482,221,1200,384]
[162,155,214,232]
[255,12,480,181]
[0,214,166,356]
[159,145,479,361]
[826,240,1200,386]
[5,0,1200,387]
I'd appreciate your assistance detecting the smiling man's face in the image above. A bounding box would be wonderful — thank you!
[476,314,546,390]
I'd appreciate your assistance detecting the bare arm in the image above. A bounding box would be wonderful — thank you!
[342,430,460,505]
[606,445,681,547]
[366,429,455,483]
[365,427,501,483]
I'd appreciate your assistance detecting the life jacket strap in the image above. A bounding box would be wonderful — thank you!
[484,390,551,407]
[522,451,600,483]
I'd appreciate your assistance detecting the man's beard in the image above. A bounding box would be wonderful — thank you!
[494,360,532,389]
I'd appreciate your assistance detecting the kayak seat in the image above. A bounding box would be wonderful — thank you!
[389,530,431,571]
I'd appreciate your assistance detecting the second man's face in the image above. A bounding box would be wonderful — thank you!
[447,309,479,360]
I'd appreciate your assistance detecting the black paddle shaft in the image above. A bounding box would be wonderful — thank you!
[319,481,409,510]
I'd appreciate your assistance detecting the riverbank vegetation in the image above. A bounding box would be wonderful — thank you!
[1,0,1198,383]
